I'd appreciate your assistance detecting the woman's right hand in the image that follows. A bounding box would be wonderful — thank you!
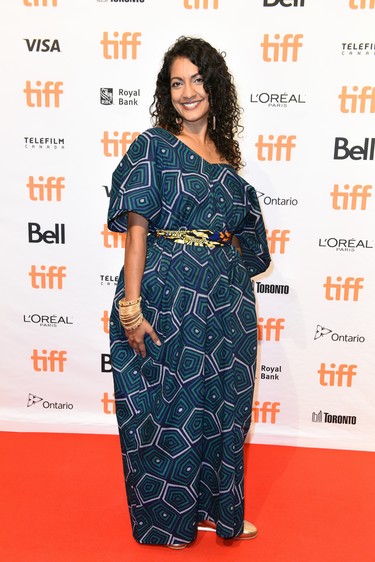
[125,318,161,358]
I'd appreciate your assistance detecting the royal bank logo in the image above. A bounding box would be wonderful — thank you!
[257,191,299,206]
[250,92,306,108]
[27,393,74,410]
[312,410,356,425]
[341,42,375,55]
[100,88,113,105]
[314,324,365,343]
[24,137,65,150]
[318,237,373,252]
[259,364,282,380]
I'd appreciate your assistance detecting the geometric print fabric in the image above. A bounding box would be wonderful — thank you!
[108,128,271,544]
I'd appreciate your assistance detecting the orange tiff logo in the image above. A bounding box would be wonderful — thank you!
[27,176,65,201]
[183,0,219,8]
[101,32,141,59]
[323,276,364,301]
[24,0,57,5]
[101,131,139,157]
[24,81,63,108]
[253,401,280,424]
[256,135,296,161]
[261,34,303,62]
[29,265,66,289]
[102,393,116,414]
[31,349,67,372]
[102,225,126,248]
[339,86,375,113]
[102,310,110,334]
[318,363,357,387]
[331,184,372,210]
[349,0,374,8]
[257,318,285,341]
[266,229,290,254]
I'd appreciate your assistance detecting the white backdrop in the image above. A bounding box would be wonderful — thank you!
[1,0,374,451]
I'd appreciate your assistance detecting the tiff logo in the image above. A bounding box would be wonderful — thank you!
[27,176,65,201]
[339,86,375,113]
[29,265,66,289]
[31,349,67,372]
[24,81,63,107]
[101,32,141,60]
[261,34,303,62]
[257,318,285,341]
[318,363,357,387]
[24,0,57,5]
[101,131,139,157]
[253,401,281,423]
[266,229,290,253]
[331,184,372,210]
[323,276,364,301]
[183,0,219,7]
[101,311,110,334]
[256,135,296,160]
[102,393,116,414]
[349,0,374,8]
[102,225,126,248]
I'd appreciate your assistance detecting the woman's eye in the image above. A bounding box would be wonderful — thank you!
[171,81,182,89]
[194,76,204,84]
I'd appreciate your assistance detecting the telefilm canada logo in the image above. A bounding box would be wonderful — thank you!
[27,393,74,410]
[312,410,356,425]
[24,136,65,150]
[257,191,299,206]
[318,236,373,252]
[341,42,375,56]
[23,313,73,328]
[100,273,118,286]
[100,87,141,106]
[249,92,306,108]
[314,324,365,343]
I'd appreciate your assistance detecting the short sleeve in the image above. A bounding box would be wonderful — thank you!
[235,185,271,277]
[107,131,161,232]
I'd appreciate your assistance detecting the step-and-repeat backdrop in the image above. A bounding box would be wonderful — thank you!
[1,0,374,451]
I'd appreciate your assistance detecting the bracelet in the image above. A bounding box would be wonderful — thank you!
[121,314,144,331]
[119,296,142,307]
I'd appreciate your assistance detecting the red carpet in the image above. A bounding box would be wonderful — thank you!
[0,432,373,562]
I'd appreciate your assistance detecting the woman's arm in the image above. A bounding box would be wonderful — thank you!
[122,211,161,357]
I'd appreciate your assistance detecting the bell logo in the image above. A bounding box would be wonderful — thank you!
[257,318,285,341]
[261,34,303,62]
[102,392,116,414]
[102,224,126,248]
[24,0,58,5]
[256,135,296,161]
[101,32,141,60]
[183,0,219,8]
[29,265,66,289]
[263,0,305,5]
[266,229,290,253]
[101,311,110,334]
[339,86,375,113]
[333,137,375,160]
[331,184,372,210]
[31,349,67,372]
[23,81,63,108]
[323,276,364,301]
[349,0,375,8]
[253,401,280,424]
[318,363,357,387]
[28,223,65,244]
[101,131,139,157]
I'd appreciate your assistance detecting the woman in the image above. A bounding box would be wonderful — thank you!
[108,37,271,548]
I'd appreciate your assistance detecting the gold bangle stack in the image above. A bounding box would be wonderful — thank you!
[119,296,144,331]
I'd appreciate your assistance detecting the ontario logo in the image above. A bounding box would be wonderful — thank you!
[27,393,73,409]
[314,324,365,343]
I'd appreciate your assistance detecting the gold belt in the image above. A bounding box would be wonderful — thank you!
[155,229,232,248]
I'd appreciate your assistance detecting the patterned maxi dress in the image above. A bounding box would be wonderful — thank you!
[108,127,271,545]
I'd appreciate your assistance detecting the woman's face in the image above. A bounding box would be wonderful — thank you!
[169,56,210,127]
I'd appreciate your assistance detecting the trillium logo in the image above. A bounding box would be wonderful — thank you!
[27,393,43,407]
[314,325,332,340]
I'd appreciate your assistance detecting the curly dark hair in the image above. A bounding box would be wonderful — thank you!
[150,36,243,170]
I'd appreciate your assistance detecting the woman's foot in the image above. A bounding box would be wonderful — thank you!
[167,543,188,549]
[198,519,258,540]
